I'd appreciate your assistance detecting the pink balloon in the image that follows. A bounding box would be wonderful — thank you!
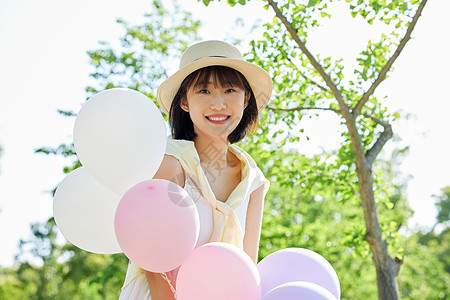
[176,242,261,300]
[262,281,337,300]
[114,179,199,272]
[257,248,340,299]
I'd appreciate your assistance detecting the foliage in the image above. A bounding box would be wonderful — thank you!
[397,187,450,299]
[433,186,450,227]
[0,218,127,300]
[85,0,200,98]
[201,0,427,298]
[1,0,202,298]
[398,230,450,299]
[3,0,443,299]
[242,134,416,299]
[35,0,201,175]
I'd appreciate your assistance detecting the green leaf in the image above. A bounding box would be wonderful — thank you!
[35,1,436,299]
[308,0,319,7]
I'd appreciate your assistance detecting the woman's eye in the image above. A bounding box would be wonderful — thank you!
[199,89,209,94]
[225,88,236,93]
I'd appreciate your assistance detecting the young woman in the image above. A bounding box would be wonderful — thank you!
[119,40,273,300]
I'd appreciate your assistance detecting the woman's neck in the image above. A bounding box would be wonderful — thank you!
[193,136,233,170]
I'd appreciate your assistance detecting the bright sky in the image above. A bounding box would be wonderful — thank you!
[0,0,448,267]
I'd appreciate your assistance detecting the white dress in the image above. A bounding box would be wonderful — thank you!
[119,139,269,299]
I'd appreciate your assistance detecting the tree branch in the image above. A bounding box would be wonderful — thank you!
[363,113,390,128]
[266,105,341,114]
[285,56,329,92]
[353,0,428,117]
[363,113,393,166]
[266,0,351,117]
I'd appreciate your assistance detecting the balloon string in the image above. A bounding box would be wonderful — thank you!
[161,272,177,299]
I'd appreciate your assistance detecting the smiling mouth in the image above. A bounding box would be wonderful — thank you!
[205,115,231,124]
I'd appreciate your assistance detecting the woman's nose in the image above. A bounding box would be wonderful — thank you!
[210,93,227,109]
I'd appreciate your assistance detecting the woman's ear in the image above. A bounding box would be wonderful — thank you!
[180,98,189,112]
[244,93,251,109]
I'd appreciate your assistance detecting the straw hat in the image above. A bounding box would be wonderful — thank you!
[156,40,273,115]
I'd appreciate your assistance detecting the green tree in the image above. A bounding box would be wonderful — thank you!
[433,186,450,228]
[37,0,201,172]
[0,266,28,299]
[0,217,128,299]
[24,0,440,298]
[27,0,201,298]
[398,187,450,299]
[200,0,428,298]
[397,231,450,299]
[241,134,414,298]
[85,0,200,97]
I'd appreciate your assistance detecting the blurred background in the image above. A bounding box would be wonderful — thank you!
[0,0,448,298]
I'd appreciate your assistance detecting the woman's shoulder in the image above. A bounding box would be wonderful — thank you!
[166,138,195,154]
[160,154,183,169]
[229,143,270,193]
[228,143,259,169]
[153,154,185,187]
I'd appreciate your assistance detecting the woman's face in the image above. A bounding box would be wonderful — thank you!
[181,76,249,141]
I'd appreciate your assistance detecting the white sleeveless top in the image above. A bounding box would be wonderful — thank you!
[119,138,269,299]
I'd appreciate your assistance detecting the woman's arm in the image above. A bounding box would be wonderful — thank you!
[145,272,176,300]
[243,184,266,264]
[144,154,185,300]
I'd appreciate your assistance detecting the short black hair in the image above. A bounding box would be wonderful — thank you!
[169,66,258,144]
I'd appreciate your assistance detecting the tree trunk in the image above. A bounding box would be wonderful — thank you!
[265,0,428,298]
[347,116,401,300]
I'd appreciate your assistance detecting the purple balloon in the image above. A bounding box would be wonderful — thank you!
[257,248,340,299]
[262,281,337,300]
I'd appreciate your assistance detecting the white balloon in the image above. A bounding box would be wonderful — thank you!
[53,167,122,254]
[73,88,167,195]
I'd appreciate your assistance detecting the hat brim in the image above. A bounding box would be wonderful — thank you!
[157,57,273,116]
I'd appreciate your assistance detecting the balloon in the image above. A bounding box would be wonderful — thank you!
[73,88,167,195]
[257,248,340,299]
[114,179,199,272]
[53,167,122,254]
[176,242,261,300]
[262,281,337,300]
